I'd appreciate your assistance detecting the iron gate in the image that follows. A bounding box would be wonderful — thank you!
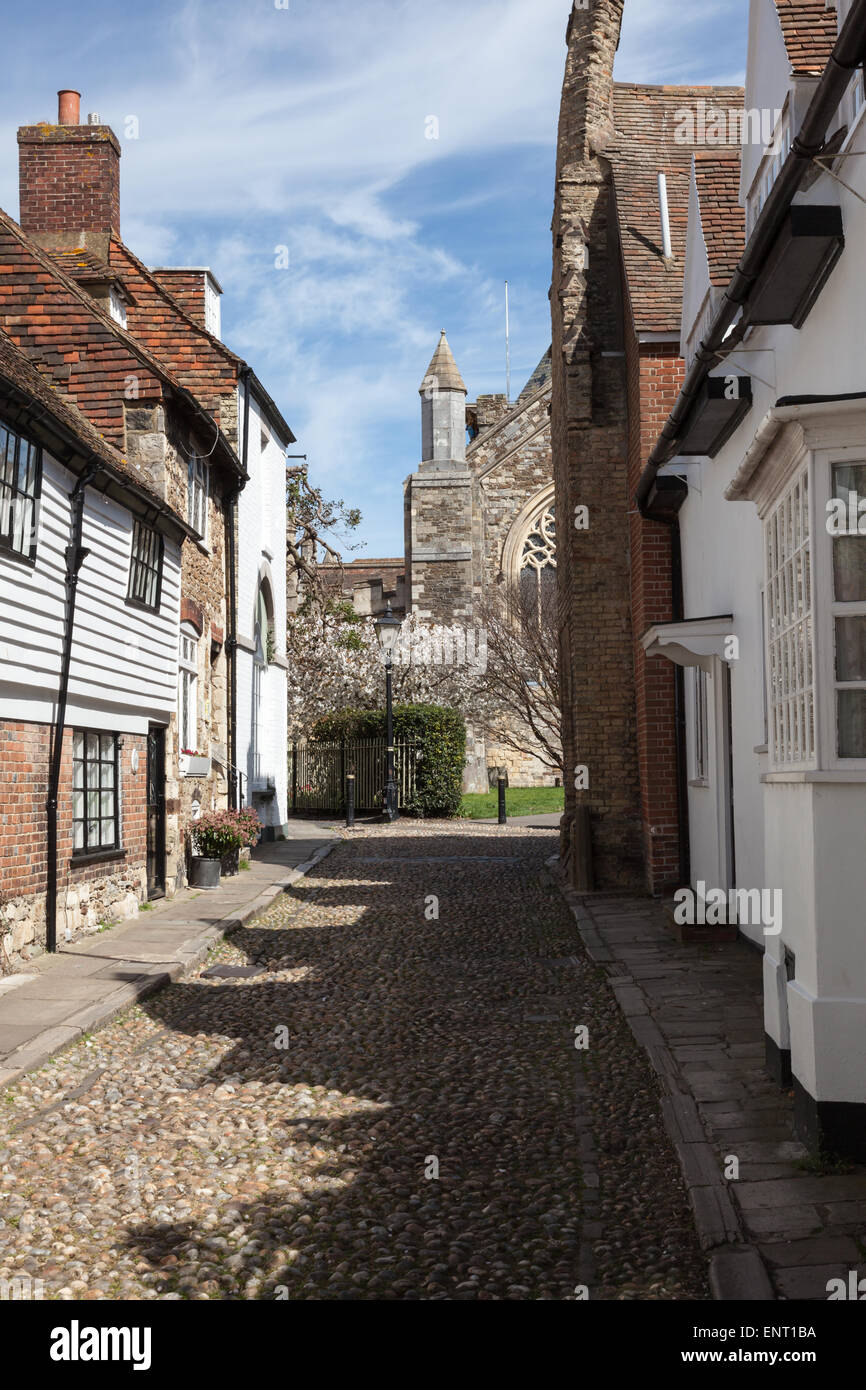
[290,739,420,813]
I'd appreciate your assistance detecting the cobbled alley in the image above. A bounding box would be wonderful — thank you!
[0,823,708,1300]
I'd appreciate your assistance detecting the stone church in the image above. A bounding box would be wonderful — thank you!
[336,330,559,792]
[403,330,558,792]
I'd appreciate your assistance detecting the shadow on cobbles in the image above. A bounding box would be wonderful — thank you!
[121,826,709,1300]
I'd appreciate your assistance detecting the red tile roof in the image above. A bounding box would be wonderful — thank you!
[693,152,746,287]
[0,326,184,521]
[0,206,241,477]
[108,238,240,424]
[610,84,745,332]
[774,1,837,76]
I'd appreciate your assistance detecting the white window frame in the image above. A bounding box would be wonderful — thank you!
[764,463,816,771]
[187,454,209,544]
[178,625,199,753]
[815,446,866,771]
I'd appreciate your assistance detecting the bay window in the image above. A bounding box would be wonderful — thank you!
[765,467,814,767]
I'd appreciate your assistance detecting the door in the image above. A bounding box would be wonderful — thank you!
[146,725,166,899]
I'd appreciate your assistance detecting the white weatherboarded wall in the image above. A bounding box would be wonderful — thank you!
[0,450,181,734]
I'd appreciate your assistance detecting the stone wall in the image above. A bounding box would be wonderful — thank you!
[551,0,644,888]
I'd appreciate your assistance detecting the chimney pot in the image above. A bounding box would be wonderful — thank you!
[87,112,100,125]
[58,89,81,125]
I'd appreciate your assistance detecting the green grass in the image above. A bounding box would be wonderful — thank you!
[459,786,564,819]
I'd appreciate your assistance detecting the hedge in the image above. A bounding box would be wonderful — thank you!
[311,704,466,818]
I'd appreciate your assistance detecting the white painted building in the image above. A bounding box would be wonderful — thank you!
[641,0,866,1155]
[235,381,291,837]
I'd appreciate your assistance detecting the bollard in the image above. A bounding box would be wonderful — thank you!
[346,773,355,829]
[498,775,507,825]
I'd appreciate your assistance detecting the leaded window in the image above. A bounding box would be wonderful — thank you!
[765,469,814,765]
[72,731,119,853]
[519,504,556,619]
[188,454,208,541]
[0,422,41,560]
[178,628,199,753]
[127,520,163,610]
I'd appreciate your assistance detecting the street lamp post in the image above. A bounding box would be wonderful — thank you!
[374,602,401,823]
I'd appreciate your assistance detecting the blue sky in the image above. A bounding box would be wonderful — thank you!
[0,0,748,557]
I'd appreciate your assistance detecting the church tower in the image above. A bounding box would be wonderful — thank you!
[404,331,475,624]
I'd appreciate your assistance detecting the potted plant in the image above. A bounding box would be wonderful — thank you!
[179,747,212,778]
[188,808,261,888]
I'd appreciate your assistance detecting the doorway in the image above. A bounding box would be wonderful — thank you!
[146,724,166,899]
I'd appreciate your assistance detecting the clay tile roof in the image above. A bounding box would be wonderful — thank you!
[46,246,114,282]
[420,330,466,393]
[774,1,837,76]
[610,84,745,332]
[0,326,183,519]
[693,152,746,286]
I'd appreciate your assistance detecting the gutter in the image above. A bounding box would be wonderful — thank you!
[46,461,99,953]
[636,0,866,515]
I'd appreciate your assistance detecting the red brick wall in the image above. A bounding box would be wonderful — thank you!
[18,125,121,236]
[0,721,148,942]
[149,270,207,329]
[625,332,686,893]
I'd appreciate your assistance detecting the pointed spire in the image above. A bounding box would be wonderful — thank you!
[419,330,466,395]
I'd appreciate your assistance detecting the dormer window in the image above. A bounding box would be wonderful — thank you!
[109,286,127,329]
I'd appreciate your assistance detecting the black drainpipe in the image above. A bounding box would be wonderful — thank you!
[46,462,99,953]
[225,369,251,809]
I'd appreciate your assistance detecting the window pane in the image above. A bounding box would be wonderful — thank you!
[100,789,114,817]
[838,690,866,757]
[86,732,98,760]
[101,735,114,760]
[87,790,100,819]
[101,819,116,847]
[73,758,84,789]
[73,820,84,850]
[102,760,114,788]
[836,617,866,682]
[832,464,866,600]
[87,818,99,844]
[73,789,84,819]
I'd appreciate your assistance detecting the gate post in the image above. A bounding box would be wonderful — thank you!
[346,772,355,828]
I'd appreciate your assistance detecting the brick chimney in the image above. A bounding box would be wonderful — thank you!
[18,89,121,240]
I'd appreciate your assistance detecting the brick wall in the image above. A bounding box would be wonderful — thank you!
[551,0,644,890]
[0,720,148,966]
[626,332,685,893]
[18,124,121,236]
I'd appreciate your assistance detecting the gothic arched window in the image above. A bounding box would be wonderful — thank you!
[519,503,556,619]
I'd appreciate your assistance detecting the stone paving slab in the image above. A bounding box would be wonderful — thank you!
[0,827,339,1088]
[560,886,866,1302]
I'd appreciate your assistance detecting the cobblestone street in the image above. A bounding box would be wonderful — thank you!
[0,823,708,1300]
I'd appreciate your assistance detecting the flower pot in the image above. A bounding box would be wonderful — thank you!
[189,856,221,889]
[220,848,239,877]
[180,754,212,779]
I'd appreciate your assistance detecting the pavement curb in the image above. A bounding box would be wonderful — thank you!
[559,880,776,1303]
[0,840,340,1094]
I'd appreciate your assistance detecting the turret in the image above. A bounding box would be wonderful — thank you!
[419,330,467,469]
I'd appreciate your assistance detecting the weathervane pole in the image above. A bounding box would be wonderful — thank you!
[505,281,512,404]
